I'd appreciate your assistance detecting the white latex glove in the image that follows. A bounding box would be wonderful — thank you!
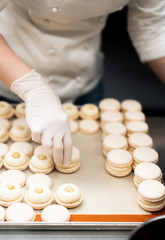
[10,69,72,166]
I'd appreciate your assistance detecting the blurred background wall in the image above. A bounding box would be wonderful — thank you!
[101,7,165,116]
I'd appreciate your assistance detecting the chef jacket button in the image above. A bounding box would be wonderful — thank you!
[47,48,55,55]
[51,7,59,13]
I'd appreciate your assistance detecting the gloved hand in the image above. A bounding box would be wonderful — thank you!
[10,69,72,166]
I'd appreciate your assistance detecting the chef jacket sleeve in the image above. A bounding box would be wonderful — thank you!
[127,0,165,62]
[0,0,8,11]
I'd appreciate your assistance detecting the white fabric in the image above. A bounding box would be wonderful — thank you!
[10,69,72,166]
[0,0,165,101]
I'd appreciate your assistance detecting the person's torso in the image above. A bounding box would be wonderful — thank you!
[0,0,129,102]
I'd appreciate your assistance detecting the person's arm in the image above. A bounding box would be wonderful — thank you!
[0,34,72,166]
[0,34,32,86]
[127,0,165,84]
[147,57,165,84]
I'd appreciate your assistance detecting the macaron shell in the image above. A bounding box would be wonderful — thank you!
[6,203,35,221]
[133,147,158,163]
[134,163,162,180]
[79,119,99,134]
[129,133,153,148]
[10,142,33,157]
[0,170,26,187]
[103,134,128,150]
[41,204,70,222]
[26,174,52,189]
[107,149,132,166]
[99,98,121,112]
[138,180,165,201]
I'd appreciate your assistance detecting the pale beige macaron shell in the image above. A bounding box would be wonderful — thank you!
[134,163,162,188]
[29,153,54,174]
[0,126,9,143]
[128,133,153,148]
[55,146,80,173]
[26,173,53,189]
[41,204,70,222]
[6,203,35,222]
[106,149,132,177]
[55,183,83,208]
[124,111,145,122]
[79,104,99,120]
[79,119,99,135]
[103,122,127,136]
[103,134,128,150]
[133,147,158,164]
[0,206,5,221]
[0,119,11,130]
[0,143,9,159]
[63,103,79,120]
[135,163,162,181]
[121,99,142,112]
[99,98,121,112]
[9,125,31,142]
[12,118,28,127]
[0,182,24,207]
[0,170,26,187]
[0,101,15,119]
[138,180,165,211]
[34,145,53,156]
[15,102,26,118]
[69,120,78,134]
[24,184,53,209]
[4,150,29,171]
[126,121,149,134]
[101,111,123,123]
[10,142,34,158]
[107,149,132,167]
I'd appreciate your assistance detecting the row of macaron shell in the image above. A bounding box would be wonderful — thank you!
[0,203,71,222]
[0,182,82,210]
[0,99,143,120]
[0,144,80,175]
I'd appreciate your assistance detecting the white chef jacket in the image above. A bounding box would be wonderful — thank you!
[0,0,165,102]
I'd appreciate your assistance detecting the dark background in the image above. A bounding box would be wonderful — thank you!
[101,7,165,116]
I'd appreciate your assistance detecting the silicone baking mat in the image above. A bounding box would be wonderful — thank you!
[1,131,165,223]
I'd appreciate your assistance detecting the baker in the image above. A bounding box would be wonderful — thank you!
[0,1,165,166]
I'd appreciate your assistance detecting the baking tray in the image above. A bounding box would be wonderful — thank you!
[0,117,165,231]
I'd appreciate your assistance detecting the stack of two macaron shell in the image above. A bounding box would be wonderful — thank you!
[138,180,165,212]
[132,147,158,170]
[128,133,153,155]
[121,99,142,112]
[55,146,80,173]
[100,111,124,130]
[4,150,29,171]
[63,103,79,120]
[101,122,127,141]
[106,149,133,177]
[126,121,149,137]
[55,183,83,209]
[99,98,121,112]
[124,110,146,124]
[79,104,100,120]
[102,134,128,158]
[134,162,162,188]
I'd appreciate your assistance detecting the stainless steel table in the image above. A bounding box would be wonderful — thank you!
[0,117,164,240]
